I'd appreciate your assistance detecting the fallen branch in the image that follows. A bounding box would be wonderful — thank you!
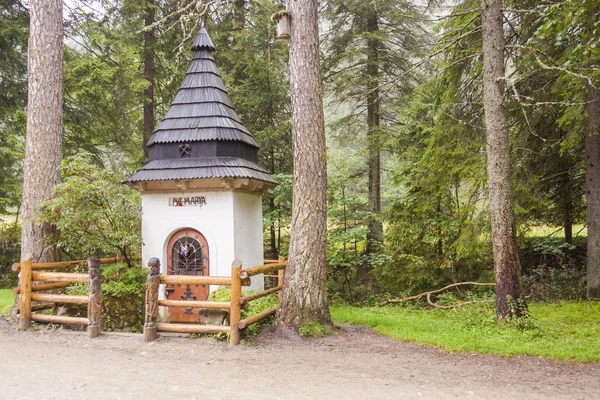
[378,282,496,307]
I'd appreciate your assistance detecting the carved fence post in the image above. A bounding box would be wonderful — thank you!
[87,257,102,338]
[19,254,33,330]
[144,257,160,343]
[229,259,243,346]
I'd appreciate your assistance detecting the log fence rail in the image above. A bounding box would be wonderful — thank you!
[143,256,287,345]
[15,256,113,337]
[16,254,287,345]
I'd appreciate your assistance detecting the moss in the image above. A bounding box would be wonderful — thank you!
[65,263,146,332]
[271,9,291,21]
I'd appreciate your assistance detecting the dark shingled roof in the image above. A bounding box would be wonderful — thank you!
[127,26,274,186]
[127,157,277,184]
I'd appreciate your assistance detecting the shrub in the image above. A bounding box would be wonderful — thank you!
[38,153,141,267]
[207,287,279,339]
[0,221,19,289]
[66,263,146,332]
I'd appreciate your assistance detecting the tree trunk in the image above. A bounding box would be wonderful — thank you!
[143,0,155,159]
[585,83,600,298]
[276,0,331,329]
[233,0,246,85]
[481,0,524,318]
[558,154,574,244]
[365,10,383,256]
[20,0,63,264]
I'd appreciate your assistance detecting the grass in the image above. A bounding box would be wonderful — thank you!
[298,322,333,338]
[3,283,597,362]
[0,288,15,316]
[331,301,600,362]
[525,224,587,239]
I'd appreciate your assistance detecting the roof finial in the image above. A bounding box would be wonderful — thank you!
[191,21,216,52]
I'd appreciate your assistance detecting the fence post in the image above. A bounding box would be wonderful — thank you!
[143,257,160,343]
[87,257,102,338]
[229,259,242,346]
[19,254,32,330]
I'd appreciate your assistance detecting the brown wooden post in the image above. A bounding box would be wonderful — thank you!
[229,259,243,346]
[19,255,32,330]
[143,257,160,342]
[87,257,102,338]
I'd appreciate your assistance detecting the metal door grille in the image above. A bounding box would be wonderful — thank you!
[168,234,207,275]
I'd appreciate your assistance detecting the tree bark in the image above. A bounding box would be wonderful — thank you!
[481,0,524,318]
[233,0,246,85]
[276,0,331,328]
[585,83,600,298]
[365,10,383,257]
[558,153,574,244]
[20,0,63,264]
[143,0,155,160]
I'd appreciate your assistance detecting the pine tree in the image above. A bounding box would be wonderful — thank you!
[481,0,524,317]
[276,0,331,329]
[20,0,63,265]
[322,0,426,279]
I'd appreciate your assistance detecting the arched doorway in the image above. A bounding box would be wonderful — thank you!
[166,228,209,322]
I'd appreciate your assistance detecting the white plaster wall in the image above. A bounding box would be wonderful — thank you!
[141,188,265,294]
[233,191,265,291]
[141,190,234,290]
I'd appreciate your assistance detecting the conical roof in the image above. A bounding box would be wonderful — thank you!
[128,26,275,186]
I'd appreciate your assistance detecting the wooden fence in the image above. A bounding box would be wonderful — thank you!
[143,256,287,345]
[13,255,116,338]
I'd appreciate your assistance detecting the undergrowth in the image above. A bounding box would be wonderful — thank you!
[331,300,600,362]
[207,287,278,342]
[0,288,14,316]
[66,263,146,331]
[298,322,333,338]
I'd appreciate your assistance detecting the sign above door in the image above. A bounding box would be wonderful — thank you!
[169,196,207,207]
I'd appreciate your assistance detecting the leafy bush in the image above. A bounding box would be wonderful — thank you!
[66,263,146,332]
[207,287,279,339]
[39,153,141,267]
[521,237,586,301]
[0,221,19,289]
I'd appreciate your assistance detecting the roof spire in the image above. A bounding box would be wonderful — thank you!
[191,24,216,52]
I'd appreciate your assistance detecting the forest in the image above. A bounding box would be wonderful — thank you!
[0,0,599,360]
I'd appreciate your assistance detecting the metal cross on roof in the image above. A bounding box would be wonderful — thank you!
[179,143,191,158]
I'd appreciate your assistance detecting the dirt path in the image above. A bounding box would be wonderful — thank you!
[0,320,598,400]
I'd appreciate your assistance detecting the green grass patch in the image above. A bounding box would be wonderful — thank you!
[0,288,15,316]
[331,301,600,362]
[208,287,279,342]
[298,322,333,338]
[525,224,587,239]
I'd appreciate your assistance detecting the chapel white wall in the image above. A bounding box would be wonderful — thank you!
[141,188,264,293]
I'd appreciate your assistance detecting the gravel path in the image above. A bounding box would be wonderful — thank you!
[0,320,598,399]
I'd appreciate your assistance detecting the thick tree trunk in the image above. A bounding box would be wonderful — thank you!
[276,0,331,328]
[585,84,600,298]
[143,0,155,159]
[20,0,63,264]
[481,0,524,318]
[365,11,383,256]
[233,0,246,85]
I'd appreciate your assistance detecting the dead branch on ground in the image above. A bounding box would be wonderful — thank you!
[378,282,496,308]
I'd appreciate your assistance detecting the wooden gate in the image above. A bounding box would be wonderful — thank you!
[165,228,209,322]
